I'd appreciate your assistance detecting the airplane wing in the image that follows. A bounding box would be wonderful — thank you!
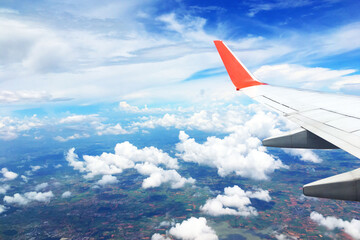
[214,40,360,201]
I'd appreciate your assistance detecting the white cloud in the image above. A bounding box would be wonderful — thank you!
[134,103,286,137]
[133,108,246,133]
[97,175,119,185]
[54,164,62,168]
[96,123,132,136]
[200,185,271,217]
[119,101,141,112]
[61,191,72,198]
[151,233,170,240]
[168,217,218,240]
[246,0,314,17]
[4,193,29,205]
[1,168,18,181]
[314,22,360,57]
[34,182,48,191]
[274,233,297,240]
[330,74,360,90]
[65,148,87,173]
[24,191,54,203]
[30,165,41,172]
[54,133,90,142]
[66,146,135,178]
[170,105,321,177]
[59,114,100,124]
[0,185,10,194]
[158,13,216,43]
[0,15,221,103]
[66,142,193,189]
[113,142,179,169]
[58,114,134,138]
[135,163,195,189]
[0,90,65,103]
[254,64,357,89]
[118,101,168,114]
[310,211,360,239]
[21,175,28,182]
[0,205,6,214]
[1,4,360,106]
[284,149,322,163]
[0,116,43,140]
[4,191,55,205]
[176,130,286,180]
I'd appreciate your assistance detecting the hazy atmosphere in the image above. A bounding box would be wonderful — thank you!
[1,0,360,239]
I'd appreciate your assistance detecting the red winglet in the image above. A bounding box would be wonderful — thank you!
[214,40,266,90]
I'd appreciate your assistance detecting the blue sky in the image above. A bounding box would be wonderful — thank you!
[1,0,360,111]
[0,0,359,141]
[0,0,360,142]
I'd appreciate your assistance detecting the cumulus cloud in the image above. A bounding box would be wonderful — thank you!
[30,165,41,172]
[54,164,62,168]
[34,182,48,191]
[97,175,119,185]
[61,191,72,198]
[168,217,218,240]
[0,205,6,214]
[25,191,54,203]
[200,185,271,217]
[21,175,28,182]
[66,142,178,177]
[0,115,43,140]
[151,233,170,240]
[96,123,132,136]
[66,146,133,177]
[284,149,322,163]
[119,101,141,112]
[0,185,10,194]
[66,142,192,189]
[274,233,297,240]
[4,193,29,205]
[1,168,18,181]
[4,191,54,205]
[135,163,195,189]
[176,130,286,180]
[310,211,360,239]
[119,101,170,114]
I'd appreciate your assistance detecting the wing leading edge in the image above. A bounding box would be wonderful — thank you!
[214,40,360,201]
